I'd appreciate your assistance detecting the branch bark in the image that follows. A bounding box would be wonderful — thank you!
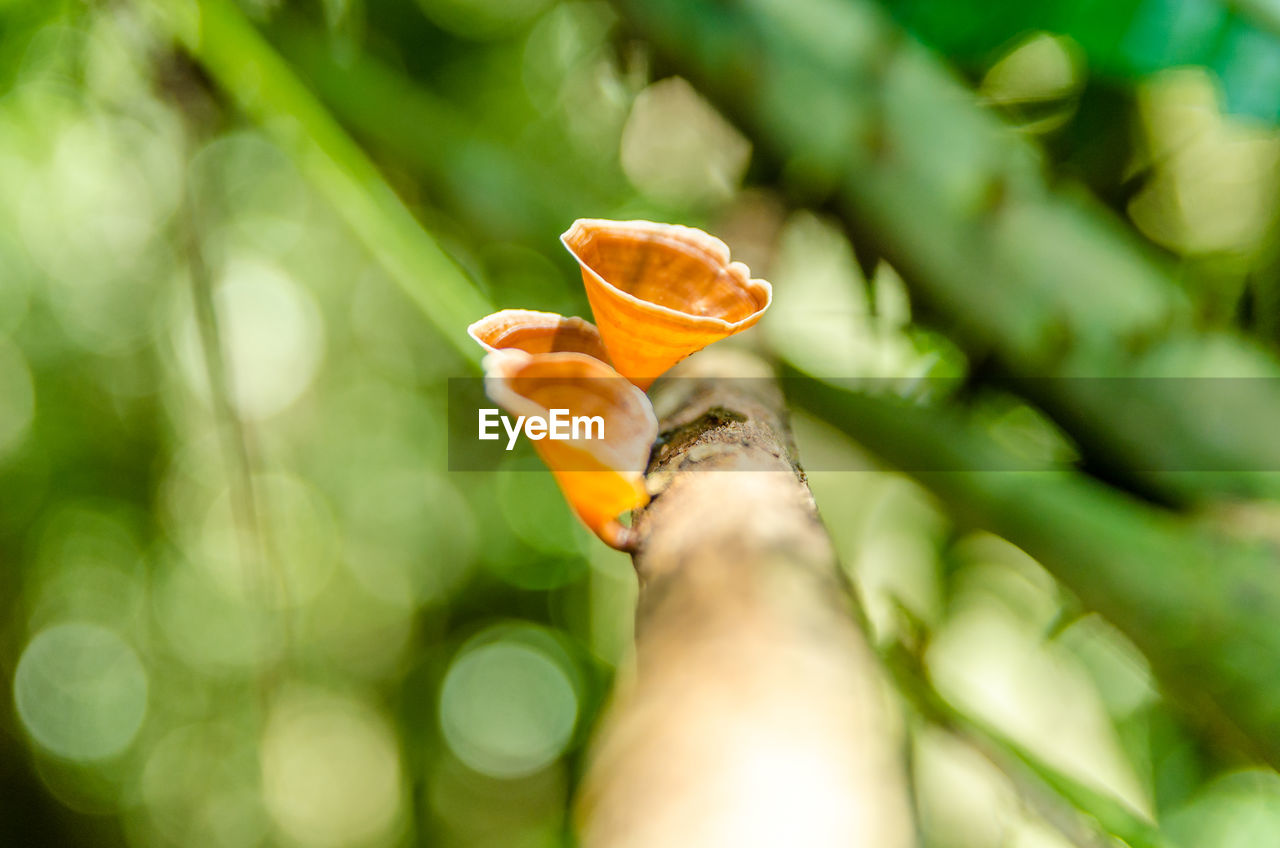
[575,351,915,848]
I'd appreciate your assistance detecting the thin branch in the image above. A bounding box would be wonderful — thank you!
[156,0,492,363]
[273,23,621,241]
[181,194,290,697]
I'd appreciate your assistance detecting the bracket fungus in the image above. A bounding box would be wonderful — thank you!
[483,350,657,551]
[471,219,771,550]
[467,308,610,362]
[561,219,772,390]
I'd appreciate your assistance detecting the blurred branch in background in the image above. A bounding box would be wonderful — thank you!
[270,23,620,244]
[155,0,491,362]
[179,190,286,689]
[609,0,1280,507]
[884,641,1178,848]
[790,373,1280,769]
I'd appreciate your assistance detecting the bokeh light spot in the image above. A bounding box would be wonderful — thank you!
[19,109,180,354]
[189,131,310,256]
[1129,67,1280,256]
[140,722,269,848]
[979,32,1083,133]
[176,259,325,420]
[261,689,404,848]
[1167,769,1280,848]
[620,76,751,207]
[153,559,284,674]
[14,622,148,761]
[342,470,476,607]
[521,2,617,113]
[439,631,579,779]
[198,471,338,607]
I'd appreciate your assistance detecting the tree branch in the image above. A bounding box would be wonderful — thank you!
[158,0,491,363]
[576,351,915,848]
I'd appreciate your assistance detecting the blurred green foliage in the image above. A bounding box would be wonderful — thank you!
[885,0,1280,121]
[3,0,1280,847]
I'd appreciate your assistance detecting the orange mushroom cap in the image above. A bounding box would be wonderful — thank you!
[467,309,610,362]
[561,219,772,389]
[482,349,658,551]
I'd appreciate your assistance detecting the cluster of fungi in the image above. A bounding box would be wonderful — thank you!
[469,220,772,550]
